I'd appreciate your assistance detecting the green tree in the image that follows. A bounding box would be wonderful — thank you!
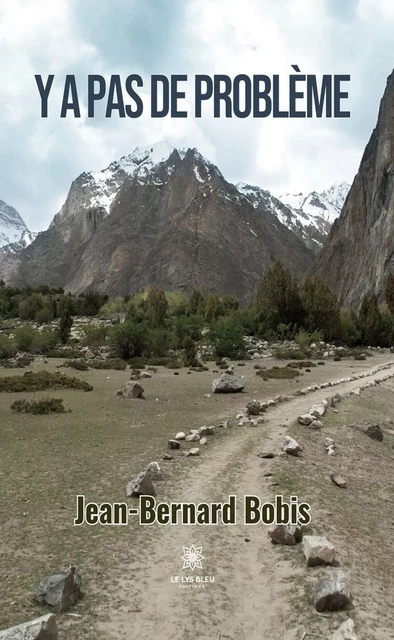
[255,258,304,331]
[359,293,383,346]
[59,309,73,344]
[109,322,148,359]
[187,290,205,316]
[204,294,222,322]
[301,275,340,341]
[208,317,245,358]
[146,286,168,327]
[182,336,198,367]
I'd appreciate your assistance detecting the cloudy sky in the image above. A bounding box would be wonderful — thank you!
[0,0,393,231]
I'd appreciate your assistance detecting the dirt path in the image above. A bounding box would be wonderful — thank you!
[97,360,394,640]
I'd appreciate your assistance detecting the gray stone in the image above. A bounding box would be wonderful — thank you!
[309,419,323,430]
[212,374,246,394]
[297,414,314,426]
[313,569,352,612]
[127,469,155,497]
[303,535,335,566]
[185,434,200,442]
[189,448,200,456]
[245,400,261,415]
[168,440,180,450]
[0,614,57,640]
[175,432,186,440]
[330,619,358,640]
[198,425,215,436]
[121,381,144,399]
[282,436,302,456]
[140,371,152,379]
[200,437,207,445]
[36,567,82,612]
[329,473,347,488]
[147,461,163,481]
[268,524,302,546]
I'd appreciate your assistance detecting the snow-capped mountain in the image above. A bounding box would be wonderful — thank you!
[237,181,350,253]
[6,142,314,299]
[0,200,34,250]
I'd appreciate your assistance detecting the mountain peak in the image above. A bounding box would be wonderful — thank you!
[0,199,34,250]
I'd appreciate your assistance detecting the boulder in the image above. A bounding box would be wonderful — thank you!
[185,434,200,442]
[121,381,144,399]
[303,535,335,566]
[282,436,302,456]
[310,402,327,418]
[36,567,82,612]
[363,423,383,441]
[175,432,186,440]
[313,569,352,612]
[297,414,314,426]
[147,461,163,481]
[198,425,215,436]
[245,400,261,416]
[268,524,302,546]
[330,619,358,640]
[140,371,152,379]
[189,448,200,456]
[212,374,246,394]
[126,469,155,497]
[168,440,180,450]
[0,614,57,639]
[309,419,323,430]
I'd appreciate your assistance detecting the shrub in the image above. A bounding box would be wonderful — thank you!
[89,358,127,370]
[0,371,93,393]
[208,318,246,358]
[109,322,148,359]
[0,334,17,359]
[46,348,82,358]
[275,346,308,360]
[59,309,73,344]
[35,328,59,353]
[14,325,38,351]
[182,336,198,367]
[256,366,301,379]
[11,397,67,414]
[63,359,89,371]
[35,306,54,325]
[83,324,108,346]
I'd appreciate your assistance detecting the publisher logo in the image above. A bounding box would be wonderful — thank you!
[170,545,214,589]
[181,545,204,571]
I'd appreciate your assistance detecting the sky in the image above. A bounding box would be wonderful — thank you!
[0,0,393,231]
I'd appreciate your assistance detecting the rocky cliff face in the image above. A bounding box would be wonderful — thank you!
[4,143,315,301]
[238,182,349,253]
[316,70,394,307]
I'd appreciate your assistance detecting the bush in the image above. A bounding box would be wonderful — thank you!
[83,324,108,346]
[89,358,127,370]
[182,336,198,367]
[0,334,17,359]
[275,346,308,360]
[35,328,59,353]
[59,309,73,343]
[11,397,67,414]
[256,366,301,379]
[46,348,82,358]
[63,359,89,371]
[14,325,38,351]
[109,322,148,359]
[35,307,54,325]
[208,318,246,358]
[0,371,93,392]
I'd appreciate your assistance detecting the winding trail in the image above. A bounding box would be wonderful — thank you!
[98,360,394,640]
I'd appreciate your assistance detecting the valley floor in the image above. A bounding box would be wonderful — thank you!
[1,355,394,638]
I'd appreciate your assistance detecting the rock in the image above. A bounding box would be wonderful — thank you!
[329,472,347,488]
[162,453,173,460]
[36,567,82,612]
[189,448,200,456]
[185,434,200,442]
[325,437,335,447]
[84,349,95,360]
[238,417,250,426]
[198,425,215,436]
[297,414,314,426]
[245,400,261,416]
[200,437,207,445]
[363,423,383,441]
[313,569,352,612]
[282,436,302,456]
[327,445,336,456]
[310,402,327,417]
[257,451,276,459]
[268,523,302,545]
[168,440,180,450]
[140,371,152,379]
[303,535,335,566]
[309,419,323,429]
[127,469,155,497]
[121,381,144,399]
[212,373,246,394]
[147,461,163,481]
[175,432,186,440]
[204,393,211,398]
[330,619,358,640]
[0,614,57,639]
